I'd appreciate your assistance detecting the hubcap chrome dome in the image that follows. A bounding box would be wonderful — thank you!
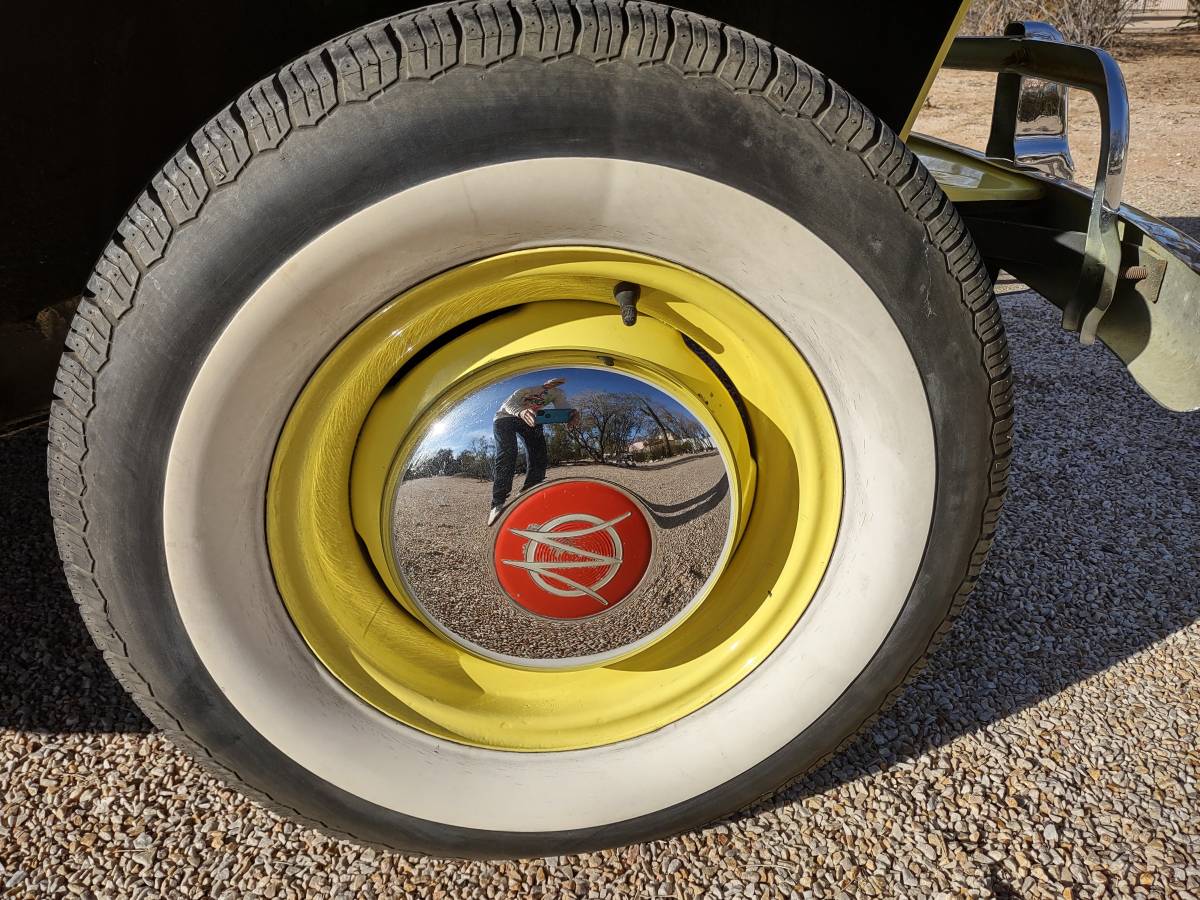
[389,365,733,668]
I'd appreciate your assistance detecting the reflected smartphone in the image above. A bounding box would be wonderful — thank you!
[534,408,575,425]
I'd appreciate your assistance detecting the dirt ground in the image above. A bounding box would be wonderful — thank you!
[913,30,1200,218]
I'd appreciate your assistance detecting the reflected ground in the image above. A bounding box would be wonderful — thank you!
[391,365,732,660]
[392,456,729,660]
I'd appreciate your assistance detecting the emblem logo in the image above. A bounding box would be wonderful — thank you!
[493,480,653,619]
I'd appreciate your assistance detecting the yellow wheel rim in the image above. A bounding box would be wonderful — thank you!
[365,334,748,667]
[267,247,842,751]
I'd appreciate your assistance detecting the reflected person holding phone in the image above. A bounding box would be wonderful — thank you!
[488,377,578,526]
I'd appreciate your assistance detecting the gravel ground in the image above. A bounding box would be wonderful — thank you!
[2,287,1197,897]
[4,27,1200,897]
[391,454,730,659]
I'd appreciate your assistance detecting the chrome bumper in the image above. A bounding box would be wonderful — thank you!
[945,22,1129,346]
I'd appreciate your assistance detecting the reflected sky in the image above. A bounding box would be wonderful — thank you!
[414,367,696,455]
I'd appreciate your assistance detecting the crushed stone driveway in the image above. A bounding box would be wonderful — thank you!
[1,289,1198,898]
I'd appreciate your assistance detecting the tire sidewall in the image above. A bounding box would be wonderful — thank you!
[79,39,998,854]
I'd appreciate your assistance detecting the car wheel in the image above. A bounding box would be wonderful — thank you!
[49,0,1012,856]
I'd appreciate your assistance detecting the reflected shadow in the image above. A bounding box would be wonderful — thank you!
[612,406,800,673]
[640,475,730,530]
[0,427,149,733]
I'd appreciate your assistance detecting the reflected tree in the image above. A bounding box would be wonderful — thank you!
[637,398,674,458]
[569,391,645,463]
[403,387,712,480]
[457,436,496,482]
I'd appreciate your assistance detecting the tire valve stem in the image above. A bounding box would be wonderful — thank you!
[614,281,641,326]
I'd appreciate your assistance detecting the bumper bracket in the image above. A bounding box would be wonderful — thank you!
[946,23,1130,345]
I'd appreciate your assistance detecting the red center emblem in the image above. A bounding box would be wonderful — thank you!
[493,480,654,619]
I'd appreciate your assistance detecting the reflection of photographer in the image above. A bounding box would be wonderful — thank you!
[489,377,579,525]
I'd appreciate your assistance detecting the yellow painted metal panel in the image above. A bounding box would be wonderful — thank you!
[910,134,1046,202]
[266,248,843,751]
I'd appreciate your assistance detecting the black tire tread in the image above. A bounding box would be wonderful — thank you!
[48,0,1012,848]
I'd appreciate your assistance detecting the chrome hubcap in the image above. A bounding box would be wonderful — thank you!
[388,364,734,668]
